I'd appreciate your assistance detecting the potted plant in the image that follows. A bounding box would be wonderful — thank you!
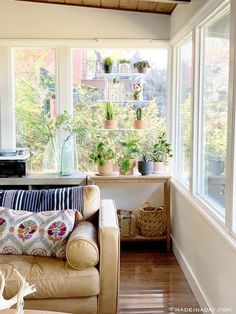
[90,141,115,176]
[118,136,140,175]
[119,59,131,73]
[134,108,147,129]
[138,152,153,175]
[132,83,143,100]
[103,102,118,129]
[103,56,113,73]
[133,60,150,73]
[152,132,173,174]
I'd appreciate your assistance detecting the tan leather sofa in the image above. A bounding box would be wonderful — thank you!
[0,185,120,314]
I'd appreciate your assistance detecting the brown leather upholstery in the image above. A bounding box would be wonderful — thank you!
[0,185,120,314]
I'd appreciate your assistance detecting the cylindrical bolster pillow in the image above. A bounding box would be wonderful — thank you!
[66,221,99,270]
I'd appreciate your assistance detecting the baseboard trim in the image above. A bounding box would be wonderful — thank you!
[172,237,211,310]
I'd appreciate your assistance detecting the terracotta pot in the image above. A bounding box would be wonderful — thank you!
[137,67,148,73]
[153,161,164,174]
[119,158,136,175]
[98,160,114,176]
[134,120,147,129]
[104,120,118,129]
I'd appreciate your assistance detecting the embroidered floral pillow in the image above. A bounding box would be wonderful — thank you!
[0,207,76,259]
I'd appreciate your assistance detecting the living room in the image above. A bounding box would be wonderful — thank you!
[0,0,235,313]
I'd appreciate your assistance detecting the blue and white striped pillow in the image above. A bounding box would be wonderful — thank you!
[0,186,84,215]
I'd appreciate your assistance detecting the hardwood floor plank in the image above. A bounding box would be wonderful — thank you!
[119,243,202,314]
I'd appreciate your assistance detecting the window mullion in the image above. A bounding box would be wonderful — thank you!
[0,46,15,148]
[225,1,236,233]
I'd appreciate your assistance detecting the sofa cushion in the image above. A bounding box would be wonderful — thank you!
[0,185,100,219]
[0,208,75,258]
[66,221,99,270]
[0,254,100,299]
[0,186,84,214]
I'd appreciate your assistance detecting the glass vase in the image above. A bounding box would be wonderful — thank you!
[43,138,59,173]
[60,135,78,176]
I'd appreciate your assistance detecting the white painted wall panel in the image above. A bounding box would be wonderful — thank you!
[171,185,236,312]
[0,0,170,40]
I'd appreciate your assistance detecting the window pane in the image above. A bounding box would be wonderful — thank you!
[14,48,56,173]
[177,38,192,184]
[72,48,168,172]
[199,11,230,212]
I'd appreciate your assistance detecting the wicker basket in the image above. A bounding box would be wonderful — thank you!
[138,202,167,237]
[117,209,136,237]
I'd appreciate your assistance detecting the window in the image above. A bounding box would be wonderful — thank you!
[198,10,230,213]
[72,48,168,172]
[176,37,192,185]
[13,48,56,173]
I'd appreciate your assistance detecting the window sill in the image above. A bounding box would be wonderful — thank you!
[0,173,88,186]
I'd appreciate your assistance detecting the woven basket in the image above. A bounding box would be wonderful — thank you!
[138,202,167,237]
[117,209,136,237]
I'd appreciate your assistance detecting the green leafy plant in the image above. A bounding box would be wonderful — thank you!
[140,151,152,162]
[133,60,150,69]
[118,136,140,173]
[152,132,173,164]
[90,141,115,167]
[103,56,113,66]
[136,108,142,120]
[104,102,117,120]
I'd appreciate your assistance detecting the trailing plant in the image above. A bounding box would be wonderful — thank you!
[152,132,173,164]
[90,141,115,167]
[119,59,131,64]
[133,60,150,69]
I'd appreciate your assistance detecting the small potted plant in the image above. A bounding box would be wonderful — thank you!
[103,102,118,129]
[138,151,153,175]
[134,108,147,129]
[152,132,173,174]
[119,59,131,73]
[133,60,150,73]
[90,141,115,176]
[132,83,143,100]
[118,136,140,175]
[103,56,113,73]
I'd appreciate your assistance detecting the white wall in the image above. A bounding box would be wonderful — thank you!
[171,185,236,312]
[171,0,206,38]
[0,0,170,40]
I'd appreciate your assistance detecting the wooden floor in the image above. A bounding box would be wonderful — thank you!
[118,242,202,314]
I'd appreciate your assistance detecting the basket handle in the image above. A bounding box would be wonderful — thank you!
[140,201,153,210]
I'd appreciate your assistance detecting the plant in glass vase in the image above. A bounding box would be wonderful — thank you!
[59,110,86,176]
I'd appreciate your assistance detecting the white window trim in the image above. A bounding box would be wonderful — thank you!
[173,34,193,188]
[172,0,232,235]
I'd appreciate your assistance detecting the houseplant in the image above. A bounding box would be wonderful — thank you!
[138,151,153,175]
[133,60,150,73]
[90,141,115,176]
[118,59,131,73]
[134,108,147,129]
[118,136,140,175]
[152,132,173,174]
[103,102,118,129]
[132,83,143,100]
[103,56,113,73]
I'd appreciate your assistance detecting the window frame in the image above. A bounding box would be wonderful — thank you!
[174,34,193,188]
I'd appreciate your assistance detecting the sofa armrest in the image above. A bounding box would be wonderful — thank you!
[98,199,120,314]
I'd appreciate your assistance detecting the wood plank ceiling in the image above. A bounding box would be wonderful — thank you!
[17,0,191,15]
